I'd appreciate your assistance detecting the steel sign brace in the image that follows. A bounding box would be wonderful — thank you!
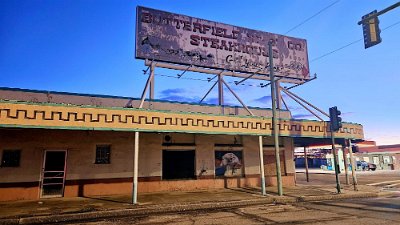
[199,81,218,104]
[177,64,192,78]
[281,87,329,118]
[218,73,224,114]
[287,74,317,90]
[281,88,325,121]
[149,65,155,109]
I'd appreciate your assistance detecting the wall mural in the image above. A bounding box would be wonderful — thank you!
[215,151,243,177]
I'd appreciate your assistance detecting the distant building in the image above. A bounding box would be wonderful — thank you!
[355,142,400,170]
[295,141,400,171]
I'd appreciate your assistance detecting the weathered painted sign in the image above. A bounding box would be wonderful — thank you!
[136,6,310,80]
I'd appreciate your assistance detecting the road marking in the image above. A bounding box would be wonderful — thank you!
[366,180,400,186]
[386,183,400,188]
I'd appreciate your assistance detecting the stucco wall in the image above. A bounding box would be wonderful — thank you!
[0,129,295,201]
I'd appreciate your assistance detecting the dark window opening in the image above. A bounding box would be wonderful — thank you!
[1,150,21,167]
[163,150,195,180]
[95,145,111,164]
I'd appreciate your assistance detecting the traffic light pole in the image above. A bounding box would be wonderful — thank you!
[357,2,400,25]
[330,130,341,194]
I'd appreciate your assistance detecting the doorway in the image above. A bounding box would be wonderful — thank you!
[162,150,195,180]
[40,150,67,198]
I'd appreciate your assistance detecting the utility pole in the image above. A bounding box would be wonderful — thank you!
[269,41,283,196]
[330,133,341,193]
[342,144,350,185]
[329,106,342,194]
[348,139,358,191]
[304,146,309,182]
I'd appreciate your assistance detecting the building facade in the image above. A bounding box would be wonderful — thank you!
[0,87,364,201]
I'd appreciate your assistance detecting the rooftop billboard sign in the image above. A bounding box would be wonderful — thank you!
[136,6,310,80]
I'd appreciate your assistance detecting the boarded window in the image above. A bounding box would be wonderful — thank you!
[1,150,21,167]
[95,145,111,164]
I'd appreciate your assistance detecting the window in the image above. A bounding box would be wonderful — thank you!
[95,145,110,164]
[1,150,21,167]
[383,156,391,164]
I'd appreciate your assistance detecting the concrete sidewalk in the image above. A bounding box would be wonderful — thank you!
[0,184,397,225]
[295,168,399,174]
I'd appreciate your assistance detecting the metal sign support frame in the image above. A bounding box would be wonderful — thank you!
[137,55,322,199]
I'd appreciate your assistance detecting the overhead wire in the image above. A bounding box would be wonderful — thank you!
[151,72,265,88]
[310,19,400,63]
[284,0,341,35]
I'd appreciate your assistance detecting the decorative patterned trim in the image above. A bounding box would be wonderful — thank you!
[0,101,364,139]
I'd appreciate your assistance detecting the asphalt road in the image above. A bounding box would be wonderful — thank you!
[67,196,400,225]
[295,170,400,189]
[63,171,400,225]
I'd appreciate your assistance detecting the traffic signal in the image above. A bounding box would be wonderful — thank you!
[362,10,382,49]
[329,106,342,132]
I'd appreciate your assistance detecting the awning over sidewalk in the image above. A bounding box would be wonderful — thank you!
[0,100,364,139]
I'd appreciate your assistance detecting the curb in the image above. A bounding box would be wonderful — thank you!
[0,192,396,225]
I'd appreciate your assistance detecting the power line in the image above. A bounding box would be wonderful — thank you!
[284,0,341,35]
[310,39,362,63]
[310,19,400,63]
[151,73,264,88]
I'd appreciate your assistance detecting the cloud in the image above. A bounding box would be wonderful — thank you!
[253,95,272,103]
[158,88,200,103]
[159,95,200,103]
[341,111,354,117]
[203,97,218,105]
[159,88,186,96]
[158,87,242,106]
[203,97,238,106]
[288,106,304,111]
[292,113,316,120]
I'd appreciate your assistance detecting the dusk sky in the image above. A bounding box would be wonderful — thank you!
[1,0,399,145]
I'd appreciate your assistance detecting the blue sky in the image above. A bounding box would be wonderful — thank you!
[1,0,399,145]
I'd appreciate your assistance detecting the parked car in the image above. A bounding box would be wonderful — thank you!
[356,161,377,171]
